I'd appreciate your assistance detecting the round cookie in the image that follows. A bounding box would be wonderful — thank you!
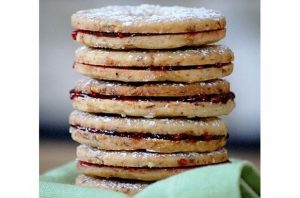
[76,174,149,195]
[70,127,227,153]
[71,5,226,49]
[76,160,228,181]
[73,62,233,83]
[77,144,228,168]
[74,79,231,97]
[75,45,234,67]
[69,110,227,136]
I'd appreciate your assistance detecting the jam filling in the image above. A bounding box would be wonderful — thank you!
[75,62,227,71]
[78,160,230,169]
[76,79,221,86]
[71,124,228,141]
[69,89,235,104]
[72,29,222,40]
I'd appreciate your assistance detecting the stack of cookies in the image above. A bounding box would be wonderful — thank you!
[69,5,235,195]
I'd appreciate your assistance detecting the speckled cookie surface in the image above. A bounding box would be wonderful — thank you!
[70,127,227,153]
[71,5,225,33]
[74,79,230,97]
[74,62,233,82]
[75,45,233,67]
[76,174,149,195]
[69,110,227,136]
[77,144,228,168]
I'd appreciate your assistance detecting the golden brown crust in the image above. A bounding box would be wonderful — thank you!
[74,30,225,49]
[71,5,225,33]
[74,79,230,97]
[76,174,148,195]
[70,127,227,153]
[69,110,227,136]
[77,145,228,168]
[74,63,233,83]
[71,97,235,118]
[75,45,234,67]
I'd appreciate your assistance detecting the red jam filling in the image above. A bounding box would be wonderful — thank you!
[70,124,228,141]
[69,89,235,104]
[74,62,227,71]
[71,29,222,40]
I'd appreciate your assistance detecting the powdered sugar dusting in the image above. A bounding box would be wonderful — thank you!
[74,4,223,26]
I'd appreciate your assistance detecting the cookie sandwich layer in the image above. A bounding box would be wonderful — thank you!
[71,5,226,49]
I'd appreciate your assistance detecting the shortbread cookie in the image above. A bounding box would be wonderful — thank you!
[73,62,233,83]
[70,127,227,153]
[70,90,235,117]
[76,160,228,181]
[75,45,233,67]
[76,174,149,195]
[71,5,226,49]
[69,110,227,136]
[74,79,230,97]
[77,144,228,168]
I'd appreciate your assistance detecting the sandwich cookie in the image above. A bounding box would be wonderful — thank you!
[71,5,226,49]
[73,45,234,83]
[76,174,149,195]
[76,148,228,181]
[70,80,235,118]
[70,111,228,153]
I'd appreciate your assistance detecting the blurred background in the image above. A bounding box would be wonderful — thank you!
[40,0,260,173]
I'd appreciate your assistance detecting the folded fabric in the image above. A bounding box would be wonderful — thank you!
[40,159,260,198]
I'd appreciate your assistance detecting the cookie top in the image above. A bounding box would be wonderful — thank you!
[75,45,234,67]
[71,4,225,33]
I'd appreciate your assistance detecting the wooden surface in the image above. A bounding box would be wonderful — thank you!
[40,140,260,174]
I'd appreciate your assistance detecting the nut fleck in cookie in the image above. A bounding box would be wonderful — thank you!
[77,144,228,168]
[73,45,234,83]
[71,5,226,49]
[76,174,150,195]
[69,111,228,153]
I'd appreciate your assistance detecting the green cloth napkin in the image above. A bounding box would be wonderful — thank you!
[40,160,260,198]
